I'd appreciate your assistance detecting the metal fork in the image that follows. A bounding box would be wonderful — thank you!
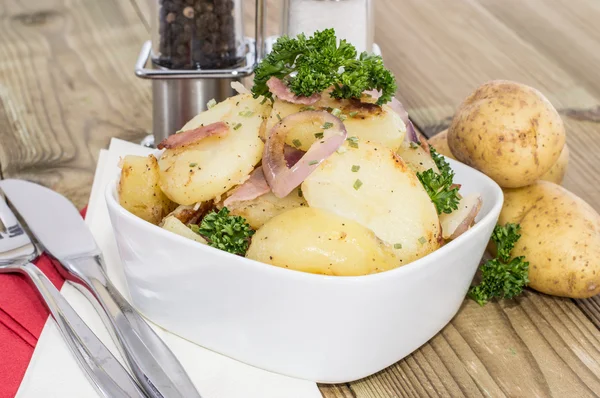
[0,196,147,398]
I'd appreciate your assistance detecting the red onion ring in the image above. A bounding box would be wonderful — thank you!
[157,122,229,150]
[284,145,305,167]
[267,77,321,105]
[224,167,271,207]
[263,111,347,198]
[389,97,418,144]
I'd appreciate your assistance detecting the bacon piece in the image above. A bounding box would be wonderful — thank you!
[266,77,321,105]
[224,168,271,207]
[157,122,229,150]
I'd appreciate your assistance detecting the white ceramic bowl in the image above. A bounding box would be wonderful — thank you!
[105,158,503,383]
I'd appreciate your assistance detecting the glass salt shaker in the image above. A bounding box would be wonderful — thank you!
[281,0,374,54]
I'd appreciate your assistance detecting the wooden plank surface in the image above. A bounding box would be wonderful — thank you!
[0,0,599,397]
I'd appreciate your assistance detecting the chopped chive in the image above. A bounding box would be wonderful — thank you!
[206,98,217,109]
[322,122,334,129]
[418,236,427,245]
[409,141,419,149]
[292,139,302,148]
[233,123,242,130]
[339,114,347,121]
[276,113,282,121]
[347,136,359,148]
[189,162,198,167]
[336,146,348,154]
[314,132,324,139]
[300,106,315,111]
[331,108,342,117]
[239,110,254,117]
[393,243,403,249]
[298,188,303,197]
[308,160,318,166]
[348,111,358,117]
[353,179,363,190]
[260,97,268,105]
[351,165,360,172]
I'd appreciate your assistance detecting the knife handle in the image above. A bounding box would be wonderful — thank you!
[15,262,146,398]
[65,255,201,398]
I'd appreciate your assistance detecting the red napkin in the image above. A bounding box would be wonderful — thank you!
[0,208,85,398]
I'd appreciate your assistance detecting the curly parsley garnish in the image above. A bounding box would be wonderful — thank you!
[417,147,460,215]
[190,208,254,256]
[468,223,530,306]
[252,29,396,105]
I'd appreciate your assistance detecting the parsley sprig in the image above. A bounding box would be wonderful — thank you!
[190,208,254,256]
[252,29,396,105]
[417,147,460,215]
[468,223,530,306]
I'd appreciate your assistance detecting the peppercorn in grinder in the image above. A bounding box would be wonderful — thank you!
[136,0,266,146]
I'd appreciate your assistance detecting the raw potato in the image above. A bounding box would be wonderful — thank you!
[264,96,405,151]
[119,155,176,225]
[427,129,456,160]
[448,80,566,188]
[539,143,569,184]
[161,216,207,244]
[302,141,441,264]
[498,181,600,298]
[396,141,440,173]
[222,188,307,229]
[246,207,399,276]
[431,129,569,185]
[158,94,271,205]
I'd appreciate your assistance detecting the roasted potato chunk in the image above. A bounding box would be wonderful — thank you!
[223,188,307,229]
[302,141,441,265]
[158,94,271,205]
[264,97,405,151]
[246,207,399,276]
[119,155,176,225]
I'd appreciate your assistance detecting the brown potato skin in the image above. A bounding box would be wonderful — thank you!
[448,80,566,188]
[539,143,569,184]
[499,181,600,298]
[427,129,456,160]
[432,129,569,185]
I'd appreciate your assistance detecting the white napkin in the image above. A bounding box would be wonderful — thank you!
[15,138,321,398]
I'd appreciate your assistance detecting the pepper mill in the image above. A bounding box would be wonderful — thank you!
[135,0,266,147]
[135,0,381,147]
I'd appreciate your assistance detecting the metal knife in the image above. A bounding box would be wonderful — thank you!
[0,179,202,398]
[0,195,147,398]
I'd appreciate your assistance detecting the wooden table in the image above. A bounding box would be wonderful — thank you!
[1,0,599,396]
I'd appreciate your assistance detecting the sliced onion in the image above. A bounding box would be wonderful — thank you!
[263,111,347,198]
[266,76,321,105]
[389,97,419,144]
[439,193,483,240]
[231,81,250,95]
[224,168,271,207]
[157,122,229,150]
[284,145,305,167]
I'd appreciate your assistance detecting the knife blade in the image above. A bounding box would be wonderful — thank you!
[0,179,202,398]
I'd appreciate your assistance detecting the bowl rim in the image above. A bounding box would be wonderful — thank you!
[105,158,504,284]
